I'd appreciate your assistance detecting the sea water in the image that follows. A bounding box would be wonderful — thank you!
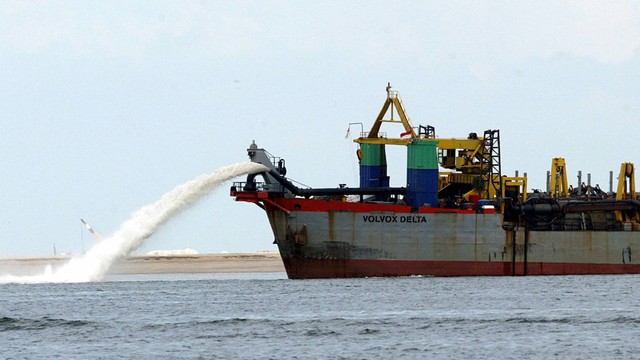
[2,162,639,358]
[2,273,640,359]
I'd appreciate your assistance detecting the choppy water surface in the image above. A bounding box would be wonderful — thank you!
[2,273,640,359]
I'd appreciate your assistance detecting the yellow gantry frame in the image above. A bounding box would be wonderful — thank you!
[354,84,417,146]
[616,163,636,222]
[616,163,636,200]
[502,177,528,202]
[549,158,569,198]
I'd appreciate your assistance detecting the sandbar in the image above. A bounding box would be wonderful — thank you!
[0,252,285,276]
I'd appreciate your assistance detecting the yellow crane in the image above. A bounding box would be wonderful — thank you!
[353,83,503,201]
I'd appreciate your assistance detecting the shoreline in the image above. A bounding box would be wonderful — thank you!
[0,252,286,276]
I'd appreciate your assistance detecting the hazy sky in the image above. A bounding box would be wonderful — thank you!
[1,1,639,257]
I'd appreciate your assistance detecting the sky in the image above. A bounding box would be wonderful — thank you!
[1,1,639,257]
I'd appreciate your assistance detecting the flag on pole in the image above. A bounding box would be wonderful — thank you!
[400,130,412,138]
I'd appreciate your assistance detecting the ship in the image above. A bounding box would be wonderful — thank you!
[231,84,640,278]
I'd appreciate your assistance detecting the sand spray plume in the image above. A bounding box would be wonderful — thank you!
[0,162,269,284]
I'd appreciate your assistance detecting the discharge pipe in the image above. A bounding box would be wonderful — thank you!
[246,169,407,198]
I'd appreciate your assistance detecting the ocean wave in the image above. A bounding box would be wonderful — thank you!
[0,316,93,331]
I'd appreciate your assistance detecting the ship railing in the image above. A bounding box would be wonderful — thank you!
[262,149,284,169]
[361,131,388,138]
[532,219,622,231]
[232,181,285,193]
[361,129,428,139]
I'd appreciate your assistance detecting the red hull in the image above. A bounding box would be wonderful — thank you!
[235,193,640,279]
[282,257,640,279]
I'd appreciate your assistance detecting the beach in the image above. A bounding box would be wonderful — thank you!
[0,253,285,276]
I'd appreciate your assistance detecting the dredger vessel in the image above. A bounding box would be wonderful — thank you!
[231,84,640,278]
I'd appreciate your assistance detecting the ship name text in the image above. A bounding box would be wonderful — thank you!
[362,215,427,224]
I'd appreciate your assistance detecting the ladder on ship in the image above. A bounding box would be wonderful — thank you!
[481,129,502,200]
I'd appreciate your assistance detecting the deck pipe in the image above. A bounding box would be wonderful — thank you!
[244,169,406,198]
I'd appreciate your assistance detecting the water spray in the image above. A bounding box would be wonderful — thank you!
[0,162,268,284]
